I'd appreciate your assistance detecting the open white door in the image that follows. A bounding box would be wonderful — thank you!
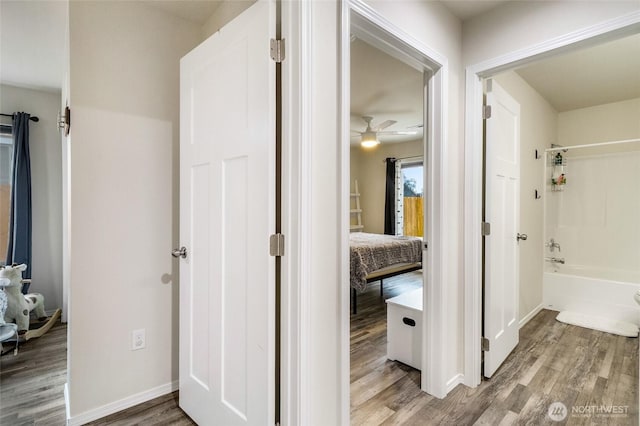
[484,79,520,378]
[178,1,275,424]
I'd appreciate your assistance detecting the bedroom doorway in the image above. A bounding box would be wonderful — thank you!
[342,0,450,414]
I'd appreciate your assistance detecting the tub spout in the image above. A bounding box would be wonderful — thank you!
[545,257,565,264]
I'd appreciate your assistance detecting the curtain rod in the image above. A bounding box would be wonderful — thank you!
[545,138,640,153]
[382,155,424,163]
[0,113,40,122]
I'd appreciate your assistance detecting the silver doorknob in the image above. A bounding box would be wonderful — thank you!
[517,233,528,241]
[172,247,187,258]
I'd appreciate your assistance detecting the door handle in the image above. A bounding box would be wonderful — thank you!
[517,233,528,242]
[172,246,187,259]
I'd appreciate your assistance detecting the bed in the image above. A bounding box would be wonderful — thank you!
[350,232,422,314]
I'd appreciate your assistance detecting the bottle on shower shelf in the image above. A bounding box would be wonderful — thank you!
[551,152,567,190]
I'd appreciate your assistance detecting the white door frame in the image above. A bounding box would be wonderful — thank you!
[339,0,450,403]
[463,11,640,388]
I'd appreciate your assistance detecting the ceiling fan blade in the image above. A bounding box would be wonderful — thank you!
[378,130,419,136]
[372,119,396,131]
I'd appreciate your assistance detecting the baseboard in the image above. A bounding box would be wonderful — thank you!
[519,304,543,329]
[64,382,70,425]
[67,380,178,426]
[446,373,464,393]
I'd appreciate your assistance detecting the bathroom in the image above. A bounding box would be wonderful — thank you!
[491,31,640,336]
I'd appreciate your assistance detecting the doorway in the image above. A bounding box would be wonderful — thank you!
[340,0,449,406]
[465,15,640,386]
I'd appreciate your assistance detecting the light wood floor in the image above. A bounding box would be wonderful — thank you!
[2,277,637,425]
[350,271,639,425]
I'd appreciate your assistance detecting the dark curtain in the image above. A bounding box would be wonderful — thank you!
[383,157,396,235]
[6,112,32,283]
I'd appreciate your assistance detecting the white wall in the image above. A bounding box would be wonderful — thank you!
[546,98,640,273]
[201,0,255,40]
[0,84,63,312]
[68,1,200,418]
[493,72,558,323]
[350,140,423,234]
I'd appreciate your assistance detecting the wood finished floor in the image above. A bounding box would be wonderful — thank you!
[350,271,639,425]
[1,321,67,425]
[1,276,637,425]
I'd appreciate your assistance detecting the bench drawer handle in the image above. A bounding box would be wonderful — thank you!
[402,317,416,327]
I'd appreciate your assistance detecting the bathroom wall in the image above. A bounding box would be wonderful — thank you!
[493,72,558,323]
[546,98,640,274]
[350,139,423,234]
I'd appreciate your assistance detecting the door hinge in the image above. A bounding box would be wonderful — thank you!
[481,337,490,351]
[482,105,492,119]
[270,38,285,63]
[58,106,71,136]
[269,233,285,257]
[481,222,491,236]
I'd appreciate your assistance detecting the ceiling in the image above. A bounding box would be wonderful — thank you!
[0,0,67,92]
[514,33,640,112]
[439,0,511,21]
[350,39,423,145]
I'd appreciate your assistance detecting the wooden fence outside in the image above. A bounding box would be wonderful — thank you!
[403,196,423,237]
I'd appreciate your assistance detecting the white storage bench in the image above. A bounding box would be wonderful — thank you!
[386,288,422,370]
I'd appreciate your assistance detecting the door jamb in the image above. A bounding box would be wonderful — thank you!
[339,0,450,408]
[463,11,640,388]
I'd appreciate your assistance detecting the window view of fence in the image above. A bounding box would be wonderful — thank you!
[402,163,423,237]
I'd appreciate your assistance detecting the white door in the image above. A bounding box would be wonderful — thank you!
[484,79,520,378]
[179,1,275,424]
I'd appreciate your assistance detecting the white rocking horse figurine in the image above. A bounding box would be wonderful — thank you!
[0,264,61,340]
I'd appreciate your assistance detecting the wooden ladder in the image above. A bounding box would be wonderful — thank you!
[350,180,363,232]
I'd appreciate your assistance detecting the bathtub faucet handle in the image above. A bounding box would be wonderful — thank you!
[546,238,561,252]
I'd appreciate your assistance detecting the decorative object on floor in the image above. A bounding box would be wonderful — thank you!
[556,310,639,337]
[0,264,60,339]
[0,279,19,355]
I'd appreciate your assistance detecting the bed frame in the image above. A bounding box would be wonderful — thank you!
[351,263,422,314]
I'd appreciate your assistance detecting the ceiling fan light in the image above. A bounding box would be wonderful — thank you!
[360,131,379,148]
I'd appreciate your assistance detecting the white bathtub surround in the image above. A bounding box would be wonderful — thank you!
[543,266,640,327]
[556,310,638,338]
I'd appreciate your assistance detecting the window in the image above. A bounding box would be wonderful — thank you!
[0,125,13,264]
[401,161,423,237]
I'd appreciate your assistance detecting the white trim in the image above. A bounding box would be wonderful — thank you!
[446,373,464,394]
[339,2,351,423]
[519,304,544,329]
[280,1,312,424]
[66,381,178,426]
[64,382,70,426]
[463,10,640,389]
[340,0,450,400]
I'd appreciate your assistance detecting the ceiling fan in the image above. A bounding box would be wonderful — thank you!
[352,116,419,148]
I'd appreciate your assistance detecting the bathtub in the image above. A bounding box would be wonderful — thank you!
[543,265,640,326]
